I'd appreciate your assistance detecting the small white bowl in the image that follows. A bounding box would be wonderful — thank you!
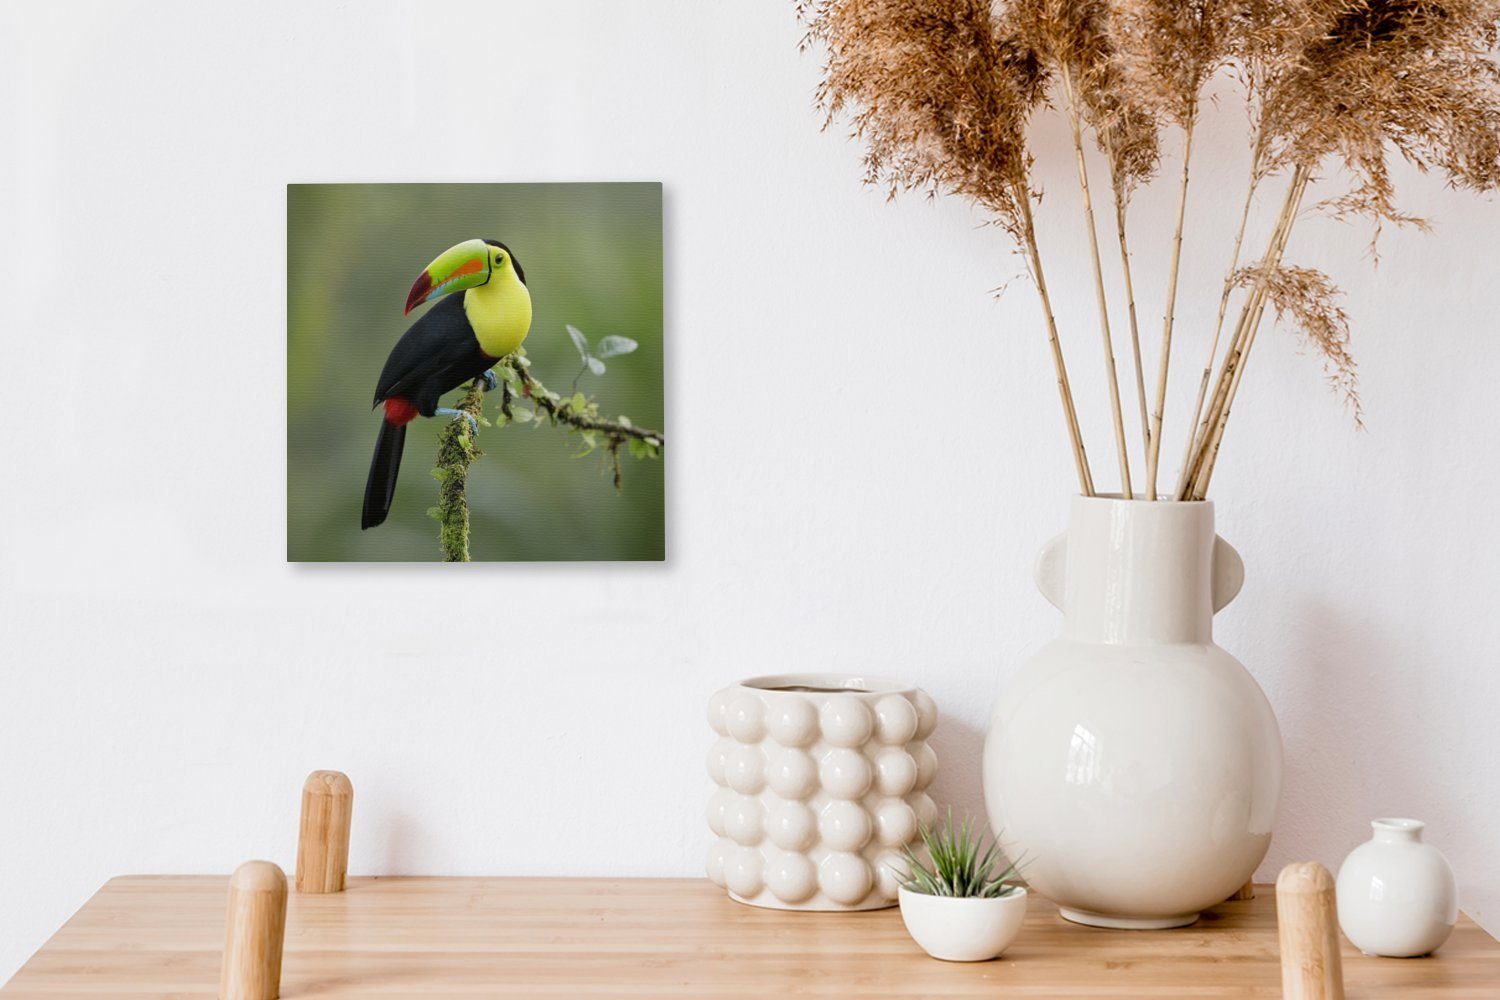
[898,886,1028,962]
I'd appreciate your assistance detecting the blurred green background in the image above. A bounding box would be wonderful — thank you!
[287,183,664,561]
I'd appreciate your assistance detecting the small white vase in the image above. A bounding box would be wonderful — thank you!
[983,495,1283,928]
[899,886,1028,961]
[1336,818,1457,957]
[706,674,939,911]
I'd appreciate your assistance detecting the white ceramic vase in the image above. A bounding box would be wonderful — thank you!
[983,495,1283,928]
[706,674,939,910]
[899,886,1028,962]
[1336,818,1457,957]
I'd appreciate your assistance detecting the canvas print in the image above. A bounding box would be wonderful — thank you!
[287,183,664,561]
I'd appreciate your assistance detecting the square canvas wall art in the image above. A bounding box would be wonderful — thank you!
[287,182,664,561]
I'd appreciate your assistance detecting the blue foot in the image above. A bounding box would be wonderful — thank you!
[436,407,479,436]
[482,369,500,392]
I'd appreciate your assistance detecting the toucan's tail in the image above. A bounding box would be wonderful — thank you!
[362,419,407,529]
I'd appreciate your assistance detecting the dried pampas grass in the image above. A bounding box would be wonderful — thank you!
[1256,0,1500,212]
[797,0,1040,230]
[797,0,1500,500]
[1238,263,1362,423]
[798,0,1097,492]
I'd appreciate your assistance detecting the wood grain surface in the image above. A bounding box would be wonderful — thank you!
[4,877,1496,998]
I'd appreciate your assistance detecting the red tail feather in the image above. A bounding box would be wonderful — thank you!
[383,397,419,426]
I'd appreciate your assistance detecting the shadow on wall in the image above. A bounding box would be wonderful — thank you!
[924,714,988,833]
[1265,600,1462,891]
[373,808,436,875]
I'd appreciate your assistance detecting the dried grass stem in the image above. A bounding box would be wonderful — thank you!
[1182,164,1312,499]
[1175,149,1264,498]
[1061,62,1135,498]
[1146,114,1196,499]
[1016,175,1097,495]
[1110,169,1152,459]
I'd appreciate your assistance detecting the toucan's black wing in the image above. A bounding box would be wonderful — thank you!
[373,295,494,416]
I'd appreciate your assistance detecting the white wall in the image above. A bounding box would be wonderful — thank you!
[2,0,1497,979]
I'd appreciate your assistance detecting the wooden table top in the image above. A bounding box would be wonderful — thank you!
[3,876,1497,998]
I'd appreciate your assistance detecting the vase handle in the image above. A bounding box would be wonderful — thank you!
[1212,536,1245,613]
[1036,532,1243,613]
[1035,533,1068,611]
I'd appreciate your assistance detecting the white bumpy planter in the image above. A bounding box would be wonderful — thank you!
[983,495,1283,929]
[706,674,939,911]
[1336,818,1458,957]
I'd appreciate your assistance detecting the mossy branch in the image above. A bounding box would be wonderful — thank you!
[511,362,662,443]
[431,380,487,562]
[430,352,664,562]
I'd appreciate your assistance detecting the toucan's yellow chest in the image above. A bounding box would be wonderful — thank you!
[462,273,532,358]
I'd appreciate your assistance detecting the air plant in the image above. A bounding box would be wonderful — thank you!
[898,811,1025,898]
[797,0,1500,500]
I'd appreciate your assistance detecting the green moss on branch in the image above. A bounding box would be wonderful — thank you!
[431,380,487,562]
[429,353,664,562]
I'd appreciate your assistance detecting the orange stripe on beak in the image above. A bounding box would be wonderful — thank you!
[448,258,484,280]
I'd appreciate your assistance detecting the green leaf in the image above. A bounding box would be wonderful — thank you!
[512,407,533,423]
[628,437,647,458]
[569,393,588,412]
[595,335,638,359]
[618,414,632,428]
[566,324,590,362]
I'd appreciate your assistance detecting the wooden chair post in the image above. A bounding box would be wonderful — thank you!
[220,861,287,1000]
[1229,880,1255,901]
[1277,862,1345,1000]
[296,770,353,893]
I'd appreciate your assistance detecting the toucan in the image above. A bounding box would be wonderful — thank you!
[361,238,532,530]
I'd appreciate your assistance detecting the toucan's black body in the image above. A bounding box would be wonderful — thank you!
[362,292,498,530]
[372,295,497,418]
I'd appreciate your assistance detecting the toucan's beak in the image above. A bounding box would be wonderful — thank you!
[405,238,492,314]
